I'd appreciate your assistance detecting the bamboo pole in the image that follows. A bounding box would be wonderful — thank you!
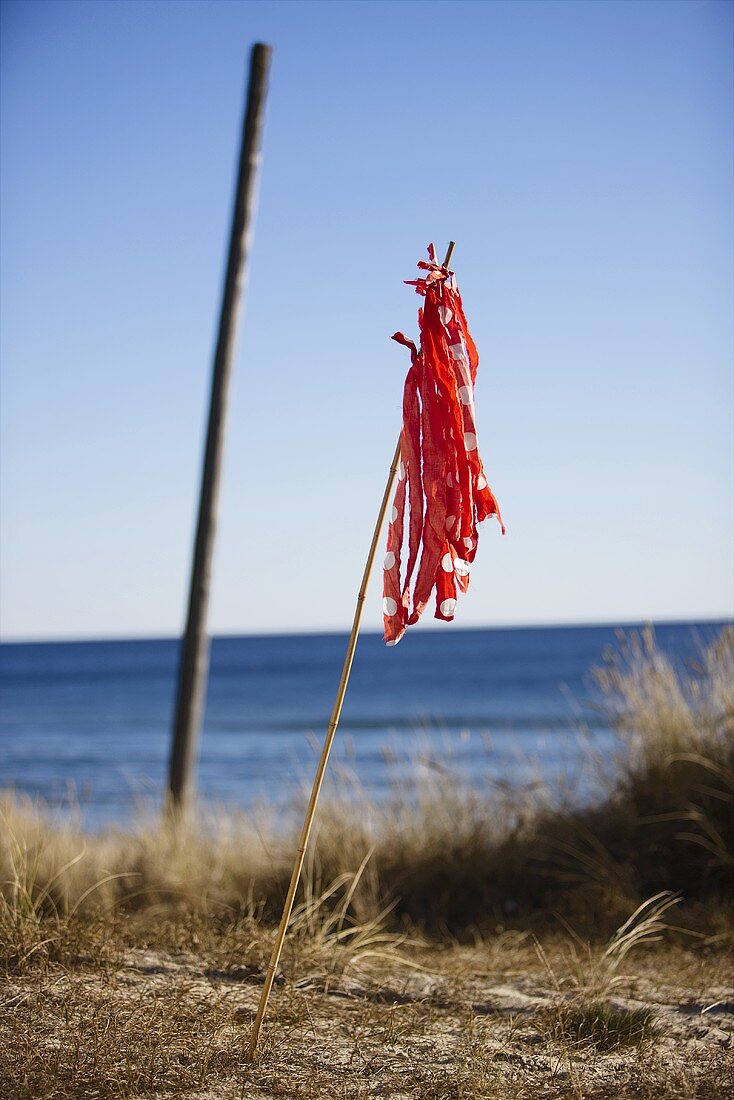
[246,242,455,1062]
[168,44,272,809]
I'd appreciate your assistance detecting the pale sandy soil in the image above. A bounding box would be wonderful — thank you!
[4,939,733,1098]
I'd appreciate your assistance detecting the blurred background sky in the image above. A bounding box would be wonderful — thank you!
[1,0,732,641]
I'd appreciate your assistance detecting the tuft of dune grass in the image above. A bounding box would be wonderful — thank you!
[543,1000,660,1052]
[1,627,733,960]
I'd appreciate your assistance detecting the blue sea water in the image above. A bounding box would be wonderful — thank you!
[0,622,727,829]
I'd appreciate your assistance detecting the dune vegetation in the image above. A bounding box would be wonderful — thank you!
[1,627,732,1097]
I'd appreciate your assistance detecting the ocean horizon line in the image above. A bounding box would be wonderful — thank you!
[1,615,731,648]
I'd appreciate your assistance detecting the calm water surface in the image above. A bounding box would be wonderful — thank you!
[0,622,727,828]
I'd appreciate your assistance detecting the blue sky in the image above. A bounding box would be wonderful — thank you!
[1,0,732,640]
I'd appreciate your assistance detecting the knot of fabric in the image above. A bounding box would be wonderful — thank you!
[405,242,450,295]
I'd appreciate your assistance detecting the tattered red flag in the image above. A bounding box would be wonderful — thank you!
[382,245,505,646]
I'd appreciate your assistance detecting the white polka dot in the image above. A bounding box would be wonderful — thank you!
[445,515,456,531]
[464,432,477,451]
[440,598,457,617]
[383,551,395,570]
[449,342,468,364]
[458,385,472,405]
[441,552,453,573]
[463,537,475,551]
[439,305,453,325]
[391,506,398,522]
[386,637,401,647]
[446,472,453,488]
[382,597,397,616]
[476,475,487,490]
[397,461,405,481]
[454,558,470,577]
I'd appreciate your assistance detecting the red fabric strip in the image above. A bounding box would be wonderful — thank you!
[382,246,504,646]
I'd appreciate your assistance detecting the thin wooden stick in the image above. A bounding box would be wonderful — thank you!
[246,241,455,1062]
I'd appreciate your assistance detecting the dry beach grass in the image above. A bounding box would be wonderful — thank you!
[1,628,733,1097]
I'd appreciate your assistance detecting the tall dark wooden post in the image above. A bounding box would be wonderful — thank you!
[168,43,272,808]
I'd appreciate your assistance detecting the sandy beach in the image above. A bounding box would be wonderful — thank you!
[5,927,733,1098]
[3,629,733,1097]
